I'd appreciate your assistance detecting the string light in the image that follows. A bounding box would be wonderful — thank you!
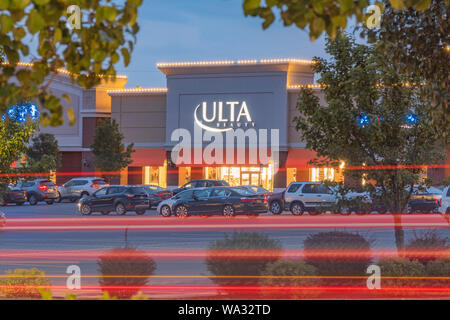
[107,87,168,95]
[1,62,127,79]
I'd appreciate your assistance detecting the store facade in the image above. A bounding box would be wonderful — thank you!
[109,59,347,191]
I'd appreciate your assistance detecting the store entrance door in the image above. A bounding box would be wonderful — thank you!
[240,171,260,186]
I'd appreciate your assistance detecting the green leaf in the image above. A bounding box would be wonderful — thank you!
[9,0,29,10]
[243,0,261,12]
[389,0,406,10]
[27,10,45,34]
[0,0,9,10]
[34,0,50,5]
[412,0,431,10]
[121,48,130,66]
[12,26,26,40]
[53,28,62,44]
[66,107,75,126]
[0,14,13,33]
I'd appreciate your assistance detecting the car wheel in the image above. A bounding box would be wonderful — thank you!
[290,202,304,215]
[160,205,171,217]
[101,211,109,216]
[175,205,188,218]
[270,201,282,215]
[55,192,62,203]
[80,204,92,215]
[16,202,25,206]
[45,200,54,205]
[28,195,38,206]
[223,204,235,217]
[136,209,145,215]
[115,203,126,215]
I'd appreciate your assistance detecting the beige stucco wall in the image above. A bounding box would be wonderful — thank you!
[111,94,166,144]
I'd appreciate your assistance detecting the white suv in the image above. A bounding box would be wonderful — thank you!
[438,186,450,214]
[56,177,108,202]
[284,182,336,215]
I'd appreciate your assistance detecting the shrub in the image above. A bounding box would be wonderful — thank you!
[425,259,450,288]
[205,231,282,297]
[405,230,449,264]
[97,246,156,299]
[303,231,372,287]
[376,257,426,298]
[0,268,51,298]
[260,259,320,299]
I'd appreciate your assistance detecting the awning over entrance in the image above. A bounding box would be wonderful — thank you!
[131,148,166,167]
[285,149,318,168]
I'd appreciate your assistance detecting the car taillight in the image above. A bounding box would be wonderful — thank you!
[154,193,163,197]
[240,198,255,203]
[91,184,100,189]
[38,185,48,191]
[124,193,134,198]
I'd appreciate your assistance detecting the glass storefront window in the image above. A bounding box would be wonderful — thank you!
[202,165,274,190]
[144,161,167,188]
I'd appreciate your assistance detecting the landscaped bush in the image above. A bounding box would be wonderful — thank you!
[205,231,282,297]
[303,231,372,287]
[97,246,156,299]
[260,259,320,299]
[0,268,51,298]
[376,257,426,298]
[424,259,450,288]
[405,230,449,264]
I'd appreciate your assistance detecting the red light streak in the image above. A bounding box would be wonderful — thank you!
[0,249,448,260]
[2,214,448,232]
[1,164,450,178]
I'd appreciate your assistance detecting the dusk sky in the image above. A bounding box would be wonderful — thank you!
[118,0,330,88]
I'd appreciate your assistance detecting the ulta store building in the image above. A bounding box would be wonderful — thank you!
[107,59,350,192]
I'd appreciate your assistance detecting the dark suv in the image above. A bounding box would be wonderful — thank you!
[78,185,150,216]
[17,179,58,205]
[172,179,229,195]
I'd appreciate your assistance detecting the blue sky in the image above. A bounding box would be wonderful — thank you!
[118,0,329,88]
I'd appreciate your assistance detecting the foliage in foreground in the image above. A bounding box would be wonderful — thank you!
[0,268,50,298]
[303,231,373,286]
[206,231,283,295]
[97,246,156,299]
[0,0,143,126]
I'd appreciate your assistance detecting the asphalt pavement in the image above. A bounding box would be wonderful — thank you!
[0,201,448,299]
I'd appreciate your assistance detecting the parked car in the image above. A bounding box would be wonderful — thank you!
[239,185,271,198]
[407,186,442,213]
[17,179,58,205]
[438,186,450,214]
[171,180,229,195]
[284,182,336,215]
[138,185,172,208]
[0,185,26,206]
[157,186,267,217]
[78,185,149,216]
[56,177,108,202]
[268,190,286,214]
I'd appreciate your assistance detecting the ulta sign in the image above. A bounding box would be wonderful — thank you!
[194,101,255,133]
